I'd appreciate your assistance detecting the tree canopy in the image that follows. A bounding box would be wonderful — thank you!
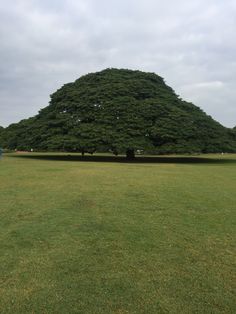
[0,126,4,146]
[1,68,236,157]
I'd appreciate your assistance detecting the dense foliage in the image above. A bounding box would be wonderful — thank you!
[1,68,236,156]
[0,126,4,143]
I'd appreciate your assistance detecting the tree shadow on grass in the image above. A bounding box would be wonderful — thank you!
[8,154,236,165]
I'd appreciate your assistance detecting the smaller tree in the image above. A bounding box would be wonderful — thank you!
[0,126,4,138]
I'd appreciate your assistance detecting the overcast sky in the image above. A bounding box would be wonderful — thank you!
[0,0,235,127]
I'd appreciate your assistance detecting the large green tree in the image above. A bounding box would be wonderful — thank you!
[2,69,236,157]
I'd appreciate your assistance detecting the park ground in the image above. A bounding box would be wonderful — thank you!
[0,153,235,313]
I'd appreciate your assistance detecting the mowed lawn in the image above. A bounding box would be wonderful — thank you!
[0,153,235,313]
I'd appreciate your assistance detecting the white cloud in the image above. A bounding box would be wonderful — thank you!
[0,0,236,127]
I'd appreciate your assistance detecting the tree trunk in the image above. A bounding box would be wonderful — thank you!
[81,150,84,157]
[126,149,135,160]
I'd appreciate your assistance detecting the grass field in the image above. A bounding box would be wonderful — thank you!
[0,153,235,313]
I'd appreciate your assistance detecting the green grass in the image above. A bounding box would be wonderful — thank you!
[0,153,236,313]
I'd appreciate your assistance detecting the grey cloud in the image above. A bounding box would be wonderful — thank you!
[0,0,235,127]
